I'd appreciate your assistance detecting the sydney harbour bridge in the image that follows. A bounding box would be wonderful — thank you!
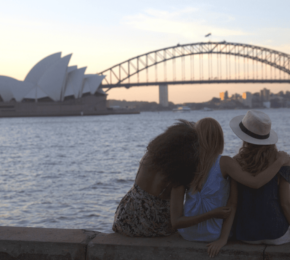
[98,41,290,102]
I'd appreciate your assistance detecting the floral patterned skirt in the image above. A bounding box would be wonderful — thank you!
[112,184,175,237]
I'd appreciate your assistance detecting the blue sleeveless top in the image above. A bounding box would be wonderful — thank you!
[178,155,230,242]
[236,166,290,241]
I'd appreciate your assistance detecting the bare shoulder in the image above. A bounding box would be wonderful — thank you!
[220,156,234,178]
[171,185,186,194]
[283,161,290,167]
[233,154,240,160]
[221,155,241,164]
[220,156,234,166]
[278,150,290,166]
[220,156,242,175]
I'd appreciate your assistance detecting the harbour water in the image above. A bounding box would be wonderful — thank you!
[0,109,290,233]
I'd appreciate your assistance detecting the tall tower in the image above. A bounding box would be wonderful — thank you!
[242,92,252,108]
[159,84,168,107]
[220,91,228,101]
[260,88,270,101]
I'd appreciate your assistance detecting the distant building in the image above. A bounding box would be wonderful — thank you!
[220,91,228,101]
[252,92,261,108]
[277,91,285,97]
[231,93,242,101]
[242,92,252,108]
[260,88,270,101]
[270,94,284,108]
[159,84,168,107]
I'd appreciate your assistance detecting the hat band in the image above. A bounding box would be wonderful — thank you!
[239,122,270,140]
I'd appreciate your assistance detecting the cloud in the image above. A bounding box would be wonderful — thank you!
[122,8,247,40]
[144,7,199,18]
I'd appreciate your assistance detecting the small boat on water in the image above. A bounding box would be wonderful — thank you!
[173,106,191,112]
[202,107,213,111]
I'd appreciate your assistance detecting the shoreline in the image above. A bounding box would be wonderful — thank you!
[0,109,140,118]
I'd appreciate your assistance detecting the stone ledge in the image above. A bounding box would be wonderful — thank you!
[0,226,289,260]
[265,243,290,260]
[0,226,97,260]
[87,232,265,260]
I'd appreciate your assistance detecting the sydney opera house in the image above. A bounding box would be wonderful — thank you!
[0,53,110,117]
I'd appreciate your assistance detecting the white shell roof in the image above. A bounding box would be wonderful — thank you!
[10,81,34,102]
[25,87,49,100]
[81,74,105,96]
[24,53,61,84]
[64,67,86,98]
[0,52,105,102]
[67,66,78,73]
[37,54,72,101]
[0,76,15,101]
[0,76,34,102]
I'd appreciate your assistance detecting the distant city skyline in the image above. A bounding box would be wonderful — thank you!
[1,0,290,103]
[218,87,290,109]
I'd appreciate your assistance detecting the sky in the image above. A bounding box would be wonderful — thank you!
[1,0,290,103]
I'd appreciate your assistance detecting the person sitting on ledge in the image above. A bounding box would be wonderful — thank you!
[230,110,290,245]
[170,116,290,258]
[113,120,219,237]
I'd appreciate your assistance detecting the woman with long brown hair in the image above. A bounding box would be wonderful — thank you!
[230,110,290,245]
[170,116,289,257]
[113,120,213,237]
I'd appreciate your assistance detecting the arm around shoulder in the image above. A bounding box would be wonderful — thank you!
[170,185,186,229]
[170,186,231,230]
[221,155,285,189]
[279,176,290,225]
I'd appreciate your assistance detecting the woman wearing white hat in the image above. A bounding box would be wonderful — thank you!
[171,116,290,258]
[230,110,290,245]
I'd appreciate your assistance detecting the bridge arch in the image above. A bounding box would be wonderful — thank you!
[99,42,290,89]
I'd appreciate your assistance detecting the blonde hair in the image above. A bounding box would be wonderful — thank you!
[236,142,278,175]
[191,118,224,192]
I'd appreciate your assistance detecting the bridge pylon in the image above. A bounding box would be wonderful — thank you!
[159,84,168,107]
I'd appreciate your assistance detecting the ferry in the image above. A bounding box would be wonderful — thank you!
[172,106,191,112]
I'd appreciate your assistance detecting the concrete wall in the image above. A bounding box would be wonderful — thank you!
[0,95,108,117]
[0,94,139,117]
[0,226,289,260]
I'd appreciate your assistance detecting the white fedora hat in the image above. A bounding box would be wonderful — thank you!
[229,110,278,145]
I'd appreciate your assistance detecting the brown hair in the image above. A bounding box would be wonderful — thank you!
[146,120,199,188]
[191,118,224,192]
[236,142,278,175]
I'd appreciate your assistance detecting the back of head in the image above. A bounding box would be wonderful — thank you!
[191,117,224,192]
[147,120,199,188]
[230,110,278,174]
[236,142,278,175]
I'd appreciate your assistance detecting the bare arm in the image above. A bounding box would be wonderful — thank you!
[170,186,231,230]
[220,152,289,189]
[279,176,290,225]
[207,179,238,258]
